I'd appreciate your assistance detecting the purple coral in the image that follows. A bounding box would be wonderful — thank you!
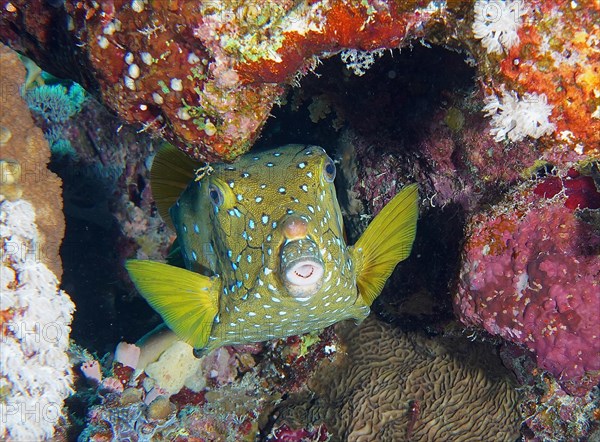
[456,179,600,396]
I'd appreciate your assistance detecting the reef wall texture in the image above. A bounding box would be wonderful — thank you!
[0,43,74,441]
[1,0,597,161]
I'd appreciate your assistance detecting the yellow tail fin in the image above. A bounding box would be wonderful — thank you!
[125,260,220,349]
[151,144,200,230]
[353,184,419,306]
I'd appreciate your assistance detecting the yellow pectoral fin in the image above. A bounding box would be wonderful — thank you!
[353,183,419,306]
[151,144,201,230]
[125,260,219,349]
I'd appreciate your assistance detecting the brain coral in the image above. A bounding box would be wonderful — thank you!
[276,317,521,442]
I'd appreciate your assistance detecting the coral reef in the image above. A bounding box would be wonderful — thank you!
[76,327,339,441]
[477,0,600,153]
[1,2,598,441]
[456,167,600,396]
[272,316,522,442]
[520,370,600,441]
[0,43,74,441]
[0,43,65,277]
[2,1,597,161]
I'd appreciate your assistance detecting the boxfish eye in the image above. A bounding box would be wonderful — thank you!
[208,184,224,206]
[323,157,336,182]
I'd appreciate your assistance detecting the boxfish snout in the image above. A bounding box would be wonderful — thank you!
[279,215,324,299]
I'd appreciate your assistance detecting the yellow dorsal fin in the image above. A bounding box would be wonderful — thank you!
[125,260,220,349]
[353,183,419,306]
[151,144,201,230]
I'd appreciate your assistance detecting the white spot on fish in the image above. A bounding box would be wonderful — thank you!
[261,214,269,224]
[255,196,263,203]
[271,296,281,302]
[248,312,256,317]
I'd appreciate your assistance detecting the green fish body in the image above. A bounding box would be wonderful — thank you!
[126,144,418,354]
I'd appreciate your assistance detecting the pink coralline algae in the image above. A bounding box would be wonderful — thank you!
[456,173,600,396]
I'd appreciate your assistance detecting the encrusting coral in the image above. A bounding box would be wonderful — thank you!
[456,168,600,396]
[0,43,74,441]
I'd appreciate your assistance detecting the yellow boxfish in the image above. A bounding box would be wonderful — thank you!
[126,144,418,356]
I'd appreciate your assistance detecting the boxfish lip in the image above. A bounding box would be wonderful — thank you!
[282,257,324,298]
[284,257,324,285]
[279,236,324,298]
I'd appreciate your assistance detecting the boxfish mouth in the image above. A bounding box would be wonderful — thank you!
[280,239,324,299]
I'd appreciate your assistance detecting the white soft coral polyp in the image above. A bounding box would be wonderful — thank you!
[483,89,556,142]
[473,0,528,54]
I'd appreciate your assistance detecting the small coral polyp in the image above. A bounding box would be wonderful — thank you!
[456,176,600,396]
[473,0,528,55]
